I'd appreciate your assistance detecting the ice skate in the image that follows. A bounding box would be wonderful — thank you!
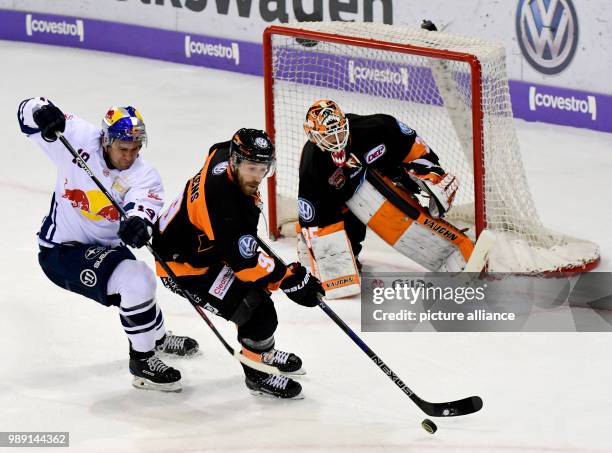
[245,369,303,400]
[156,331,199,357]
[129,354,182,392]
[242,347,305,375]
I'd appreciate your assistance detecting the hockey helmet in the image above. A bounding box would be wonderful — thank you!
[303,99,349,165]
[102,106,147,147]
[229,128,276,177]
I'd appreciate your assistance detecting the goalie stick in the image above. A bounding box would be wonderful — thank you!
[257,234,483,417]
[56,133,279,375]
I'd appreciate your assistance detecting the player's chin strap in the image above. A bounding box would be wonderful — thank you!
[55,132,279,375]
[255,234,483,418]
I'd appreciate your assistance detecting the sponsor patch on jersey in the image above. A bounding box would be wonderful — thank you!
[208,265,235,300]
[85,246,106,260]
[396,120,414,135]
[238,234,258,258]
[365,144,386,164]
[254,137,269,149]
[212,161,229,175]
[298,198,315,222]
[328,167,346,189]
[80,269,97,287]
[147,191,162,201]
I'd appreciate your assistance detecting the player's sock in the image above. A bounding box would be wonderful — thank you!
[155,331,199,357]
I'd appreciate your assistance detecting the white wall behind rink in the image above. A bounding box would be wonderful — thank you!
[0,0,610,95]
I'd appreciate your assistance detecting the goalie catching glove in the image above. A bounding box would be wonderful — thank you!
[280,263,325,307]
[404,160,458,219]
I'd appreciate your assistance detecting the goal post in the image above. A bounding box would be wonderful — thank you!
[263,22,600,273]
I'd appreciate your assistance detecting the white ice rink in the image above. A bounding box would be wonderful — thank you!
[1,40,612,452]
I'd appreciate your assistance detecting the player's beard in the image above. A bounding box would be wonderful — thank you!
[238,174,261,196]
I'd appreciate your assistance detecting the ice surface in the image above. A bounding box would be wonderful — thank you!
[1,40,611,452]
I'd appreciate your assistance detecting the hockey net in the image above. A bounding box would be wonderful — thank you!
[263,22,600,273]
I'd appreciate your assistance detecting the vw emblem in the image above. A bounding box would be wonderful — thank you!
[298,198,315,222]
[516,0,579,75]
[254,137,269,149]
[238,234,258,258]
[212,161,229,175]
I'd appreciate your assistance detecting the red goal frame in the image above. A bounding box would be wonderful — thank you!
[263,25,485,240]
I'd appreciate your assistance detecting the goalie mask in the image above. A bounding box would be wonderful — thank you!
[304,99,350,166]
[102,106,147,147]
[229,128,276,179]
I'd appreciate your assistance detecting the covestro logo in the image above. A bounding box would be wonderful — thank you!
[529,86,596,120]
[348,60,408,89]
[185,35,240,65]
[26,14,84,42]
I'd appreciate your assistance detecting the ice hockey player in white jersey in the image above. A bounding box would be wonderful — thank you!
[18,97,199,392]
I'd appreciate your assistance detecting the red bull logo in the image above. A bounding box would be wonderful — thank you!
[63,188,89,212]
[105,108,116,122]
[95,204,120,222]
[63,186,119,222]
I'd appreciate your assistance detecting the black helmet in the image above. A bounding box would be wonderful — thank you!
[230,128,276,176]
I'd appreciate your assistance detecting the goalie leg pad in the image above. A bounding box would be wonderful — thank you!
[299,222,360,299]
[346,179,472,271]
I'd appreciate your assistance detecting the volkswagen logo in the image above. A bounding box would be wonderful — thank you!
[516,0,579,75]
[238,234,258,259]
[298,198,315,222]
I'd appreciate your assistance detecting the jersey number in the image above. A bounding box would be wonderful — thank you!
[158,189,184,233]
[257,253,275,272]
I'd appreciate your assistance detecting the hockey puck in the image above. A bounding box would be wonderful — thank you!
[421,418,437,434]
[295,37,318,47]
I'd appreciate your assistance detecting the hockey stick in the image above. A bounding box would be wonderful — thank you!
[463,229,496,273]
[257,234,483,417]
[56,133,278,374]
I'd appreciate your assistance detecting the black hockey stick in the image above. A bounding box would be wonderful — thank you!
[257,233,483,417]
[56,132,278,374]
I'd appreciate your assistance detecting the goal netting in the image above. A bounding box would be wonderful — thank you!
[263,22,599,273]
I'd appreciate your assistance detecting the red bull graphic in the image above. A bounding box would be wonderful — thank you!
[63,182,119,222]
[95,204,120,222]
[63,187,90,212]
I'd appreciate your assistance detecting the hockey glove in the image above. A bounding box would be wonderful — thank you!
[32,102,66,142]
[405,161,458,218]
[280,263,325,307]
[118,216,152,248]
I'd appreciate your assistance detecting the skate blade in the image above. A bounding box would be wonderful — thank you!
[281,367,306,376]
[132,376,182,393]
[156,348,202,358]
[248,389,304,400]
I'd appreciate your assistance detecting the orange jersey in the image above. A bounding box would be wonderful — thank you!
[152,143,288,289]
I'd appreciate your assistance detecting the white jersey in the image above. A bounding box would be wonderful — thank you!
[18,98,165,248]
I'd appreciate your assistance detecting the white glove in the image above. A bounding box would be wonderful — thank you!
[405,161,458,218]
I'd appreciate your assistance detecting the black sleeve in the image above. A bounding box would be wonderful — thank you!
[203,162,287,286]
[297,142,349,228]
